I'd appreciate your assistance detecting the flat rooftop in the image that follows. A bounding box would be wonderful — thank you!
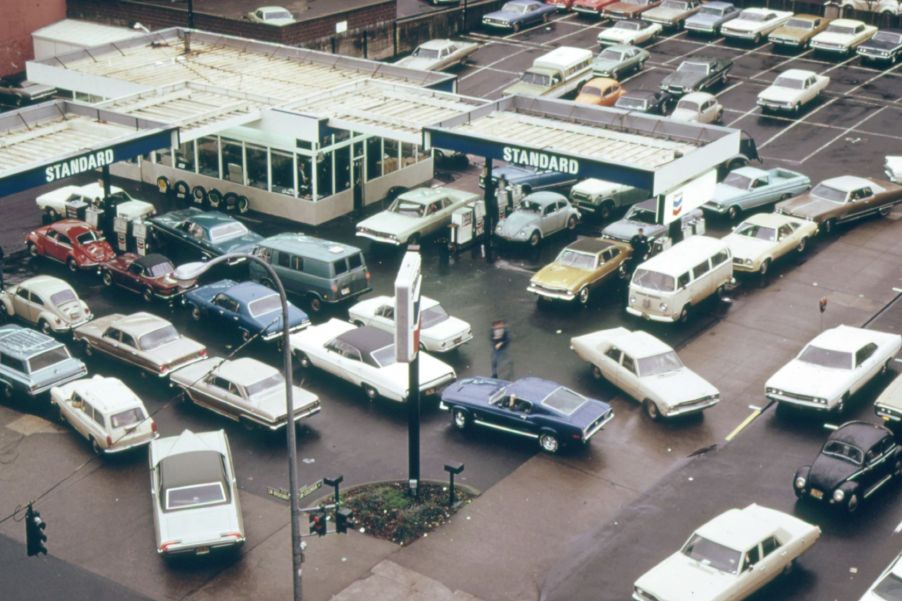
[139,0,391,22]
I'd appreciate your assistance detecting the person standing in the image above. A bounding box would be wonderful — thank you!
[490,319,511,379]
[496,174,512,216]
[629,228,649,272]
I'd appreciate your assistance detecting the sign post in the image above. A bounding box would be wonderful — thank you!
[395,250,422,499]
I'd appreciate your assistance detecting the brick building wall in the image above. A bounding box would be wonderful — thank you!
[0,0,66,77]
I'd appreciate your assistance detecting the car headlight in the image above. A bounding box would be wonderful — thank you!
[745,258,753,265]
[795,476,806,489]
[658,302,667,311]
[833,489,845,502]
[629,296,636,305]
[816,397,828,405]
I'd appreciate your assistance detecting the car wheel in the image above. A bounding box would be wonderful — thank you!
[351,319,365,327]
[307,295,322,314]
[27,243,39,257]
[241,329,252,343]
[1,382,13,401]
[846,492,860,513]
[881,359,891,376]
[793,102,801,114]
[716,108,723,122]
[38,319,52,335]
[599,201,614,221]
[796,237,808,254]
[142,287,154,303]
[893,458,902,479]
[759,258,771,277]
[363,384,378,402]
[726,204,741,221]
[101,270,114,287]
[836,394,848,414]
[452,409,469,431]
[644,399,661,420]
[66,257,78,273]
[567,215,578,231]
[538,432,560,454]
[592,365,604,380]
[295,352,311,369]
[190,306,202,321]
[90,437,103,456]
[577,286,590,306]
[236,195,250,215]
[81,340,93,357]
[513,22,521,32]
[678,304,691,323]
[408,233,421,247]
[753,33,761,44]
[879,205,891,218]
[824,219,837,235]
[55,403,66,424]
[528,231,541,247]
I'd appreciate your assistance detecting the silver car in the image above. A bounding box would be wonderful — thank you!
[495,192,581,247]
[74,312,207,377]
[149,429,245,557]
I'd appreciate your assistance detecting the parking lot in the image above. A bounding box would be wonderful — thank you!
[1,9,901,601]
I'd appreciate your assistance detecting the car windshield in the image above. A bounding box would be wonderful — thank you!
[555,249,596,270]
[774,75,805,89]
[700,5,724,15]
[810,183,847,203]
[266,9,292,19]
[421,305,450,329]
[503,2,528,12]
[798,345,852,369]
[739,10,767,21]
[165,482,227,511]
[521,72,552,86]
[786,18,813,29]
[627,207,657,224]
[723,173,753,189]
[600,49,626,61]
[110,407,144,429]
[27,346,71,372]
[681,534,742,574]
[147,260,173,277]
[139,325,180,350]
[389,199,425,217]
[632,269,675,292]
[826,24,857,35]
[677,100,700,111]
[76,231,100,245]
[371,344,398,368]
[412,47,440,59]
[616,96,648,110]
[246,373,283,397]
[661,0,687,9]
[209,222,249,243]
[615,20,641,29]
[874,31,902,43]
[520,200,544,212]
[678,61,708,73]
[734,223,776,241]
[542,386,586,415]
[249,294,281,317]
[637,351,683,376]
[107,191,133,203]
[49,289,78,306]
[822,440,864,465]
[581,85,601,96]
[873,571,902,599]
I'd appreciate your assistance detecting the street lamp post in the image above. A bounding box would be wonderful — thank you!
[173,253,304,601]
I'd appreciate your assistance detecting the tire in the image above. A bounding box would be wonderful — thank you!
[759,258,771,277]
[796,237,808,254]
[879,205,891,218]
[295,352,311,369]
[207,188,223,209]
[599,201,614,221]
[644,399,661,420]
[173,180,191,202]
[223,192,239,212]
[566,215,578,230]
[27,242,38,257]
[363,384,378,402]
[881,359,891,376]
[55,403,66,424]
[307,295,322,314]
[538,432,560,454]
[142,287,154,303]
[156,176,171,195]
[678,304,691,323]
[90,437,103,456]
[236,195,250,215]
[241,329,252,343]
[823,219,837,235]
[452,409,469,431]
[528,231,541,247]
[38,319,52,335]
[893,458,902,479]
[715,108,723,122]
[191,185,207,206]
[793,102,801,114]
[513,22,521,33]
[836,394,848,414]
[66,257,78,273]
[726,205,741,221]
[47,208,59,220]
[592,365,603,380]
[101,270,114,287]
[577,286,590,306]
[351,319,365,327]
[753,33,761,44]
[1,382,13,401]
[408,233,421,247]
[846,492,860,514]
[190,306,202,321]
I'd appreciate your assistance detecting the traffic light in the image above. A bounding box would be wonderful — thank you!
[308,510,327,536]
[335,508,352,534]
[25,504,47,557]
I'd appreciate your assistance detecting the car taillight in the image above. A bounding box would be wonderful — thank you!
[159,364,169,375]
[220,531,243,540]
[106,435,113,447]
[151,421,158,433]
[160,540,181,552]
[199,349,207,357]
[365,271,371,281]
[331,283,338,293]
[571,433,582,440]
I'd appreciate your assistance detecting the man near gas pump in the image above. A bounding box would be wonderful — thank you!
[628,228,649,273]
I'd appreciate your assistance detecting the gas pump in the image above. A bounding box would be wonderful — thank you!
[113,216,129,253]
[449,201,486,252]
[85,205,103,230]
[132,221,148,256]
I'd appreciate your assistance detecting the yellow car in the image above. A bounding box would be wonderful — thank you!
[528,238,632,305]
[768,14,831,48]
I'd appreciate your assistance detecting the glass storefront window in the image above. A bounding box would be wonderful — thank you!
[246,144,268,190]
[156,147,173,167]
[221,138,244,184]
[401,143,417,168]
[383,139,399,175]
[366,138,382,182]
[334,146,351,193]
[271,150,294,196]
[298,155,313,198]
[197,136,220,178]
[316,151,333,198]
[174,140,195,172]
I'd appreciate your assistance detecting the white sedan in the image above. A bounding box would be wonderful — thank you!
[670,92,723,123]
[348,295,472,353]
[571,327,719,420]
[356,187,478,246]
[811,19,877,55]
[36,182,154,221]
[765,325,902,413]
[720,8,794,43]
[597,19,662,46]
[757,69,829,113]
[289,319,457,402]
[633,504,820,601]
[723,213,818,276]
[886,156,902,183]
[0,275,92,334]
[860,551,902,601]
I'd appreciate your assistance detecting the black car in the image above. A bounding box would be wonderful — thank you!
[857,29,902,64]
[794,421,902,513]
[660,56,732,95]
[614,89,674,114]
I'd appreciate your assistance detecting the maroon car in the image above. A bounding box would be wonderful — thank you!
[100,253,194,302]
[573,0,619,16]
[26,220,116,272]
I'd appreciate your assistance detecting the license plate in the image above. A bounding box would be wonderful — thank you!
[341,287,350,295]
[643,299,650,308]
[809,489,823,500]
[454,337,463,344]
[195,546,210,555]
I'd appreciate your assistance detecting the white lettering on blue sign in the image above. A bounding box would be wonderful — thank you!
[502,146,579,175]
[44,149,116,183]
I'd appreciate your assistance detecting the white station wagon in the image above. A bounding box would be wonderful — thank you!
[571,327,719,419]
[348,295,473,353]
[36,182,155,221]
[766,325,902,413]
[51,375,158,455]
[633,504,820,601]
[0,275,92,334]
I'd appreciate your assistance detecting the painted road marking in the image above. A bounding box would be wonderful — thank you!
[725,402,773,442]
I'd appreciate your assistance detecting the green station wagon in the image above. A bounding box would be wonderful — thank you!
[251,234,371,313]
[0,324,87,399]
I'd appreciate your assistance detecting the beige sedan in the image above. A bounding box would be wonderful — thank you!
[723,213,817,276]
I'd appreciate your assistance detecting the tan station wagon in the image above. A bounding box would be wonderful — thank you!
[769,14,831,48]
[528,238,631,305]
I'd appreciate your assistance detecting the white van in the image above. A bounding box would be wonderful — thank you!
[503,47,594,98]
[626,236,733,323]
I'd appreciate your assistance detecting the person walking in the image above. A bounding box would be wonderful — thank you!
[490,319,511,379]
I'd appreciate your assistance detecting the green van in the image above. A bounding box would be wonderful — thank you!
[250,234,371,312]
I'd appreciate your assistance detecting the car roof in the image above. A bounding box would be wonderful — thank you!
[48,219,93,235]
[522,192,567,206]
[831,18,865,26]
[216,357,278,386]
[135,253,172,269]
[20,275,73,294]
[419,39,455,49]
[679,91,715,103]
[0,324,64,358]
[151,429,227,467]
[809,324,886,352]
[790,13,823,21]
[821,175,874,191]
[601,44,637,52]
[397,187,465,205]
[67,376,141,414]
[777,68,816,79]
[829,421,890,450]
[506,377,562,403]
[696,506,778,552]
[336,326,393,355]
[703,1,734,7]
[117,312,176,338]
[638,236,728,273]
[585,77,620,87]
[259,233,362,259]
[683,56,717,64]
[566,237,622,255]
[223,281,278,303]
[606,328,673,358]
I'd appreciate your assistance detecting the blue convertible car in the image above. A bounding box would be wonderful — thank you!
[440,376,614,453]
[482,0,557,32]
[184,279,310,343]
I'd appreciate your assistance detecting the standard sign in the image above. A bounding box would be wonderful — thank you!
[501,146,579,175]
[44,149,116,183]
[394,251,422,363]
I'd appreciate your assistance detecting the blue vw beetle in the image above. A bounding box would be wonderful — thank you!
[440,376,614,453]
[184,279,310,344]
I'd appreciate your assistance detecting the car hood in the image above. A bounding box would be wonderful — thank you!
[711,183,747,204]
[808,453,861,492]
[635,552,737,601]
[687,13,721,25]
[442,377,507,407]
[813,32,855,45]
[602,219,664,242]
[725,17,766,31]
[592,57,623,72]
[257,305,310,334]
[643,369,719,407]
[767,360,851,399]
[599,29,634,42]
[157,502,242,546]
[150,209,202,229]
[860,38,899,51]
[497,211,541,237]
[646,7,685,19]
[251,385,318,420]
[759,85,801,102]
[358,211,417,236]
[213,232,264,255]
[395,56,438,70]
[776,194,836,220]
[532,263,592,290]
[724,233,772,261]
[662,71,703,88]
[116,200,155,219]
[187,279,238,304]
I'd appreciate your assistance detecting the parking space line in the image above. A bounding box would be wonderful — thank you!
[750,49,814,80]
[798,105,888,165]
[644,30,689,51]
[758,96,839,149]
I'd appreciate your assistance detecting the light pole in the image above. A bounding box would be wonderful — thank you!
[173,253,304,601]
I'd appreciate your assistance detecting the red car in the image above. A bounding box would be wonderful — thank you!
[26,220,116,272]
[100,253,194,303]
[573,0,619,16]
[546,0,576,9]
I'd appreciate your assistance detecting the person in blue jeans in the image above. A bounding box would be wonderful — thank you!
[490,319,511,379]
